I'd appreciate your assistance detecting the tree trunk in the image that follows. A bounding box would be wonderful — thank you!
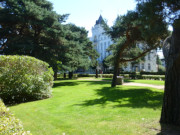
[54,71,57,80]
[111,55,120,87]
[95,69,98,78]
[69,72,73,79]
[160,25,180,125]
[64,73,66,79]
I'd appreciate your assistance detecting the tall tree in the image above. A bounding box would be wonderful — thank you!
[136,0,180,126]
[0,0,68,78]
[103,11,168,87]
[61,24,98,78]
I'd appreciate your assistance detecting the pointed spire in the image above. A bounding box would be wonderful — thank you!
[95,15,104,25]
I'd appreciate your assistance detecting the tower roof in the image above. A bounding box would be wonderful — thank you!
[95,15,104,25]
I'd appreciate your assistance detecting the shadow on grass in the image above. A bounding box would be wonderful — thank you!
[53,81,79,88]
[77,86,163,109]
[78,80,111,85]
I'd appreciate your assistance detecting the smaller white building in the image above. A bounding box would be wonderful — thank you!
[90,15,158,72]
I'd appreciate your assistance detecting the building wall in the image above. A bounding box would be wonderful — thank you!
[91,24,113,63]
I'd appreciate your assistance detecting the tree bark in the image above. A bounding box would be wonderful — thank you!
[95,69,98,78]
[160,25,180,125]
[54,71,57,80]
[64,73,66,79]
[69,72,73,79]
[111,54,120,87]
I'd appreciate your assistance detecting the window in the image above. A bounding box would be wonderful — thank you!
[142,63,144,69]
[148,63,151,70]
[96,44,98,50]
[94,35,97,42]
[148,53,151,60]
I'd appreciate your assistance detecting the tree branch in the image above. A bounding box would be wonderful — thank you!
[120,44,159,62]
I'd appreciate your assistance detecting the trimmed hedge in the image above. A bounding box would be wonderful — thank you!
[141,75,165,80]
[0,55,54,104]
[75,73,165,80]
[0,99,31,134]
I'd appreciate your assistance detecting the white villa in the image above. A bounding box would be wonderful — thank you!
[90,15,158,72]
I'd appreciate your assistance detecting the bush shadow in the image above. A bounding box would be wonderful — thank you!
[77,80,111,85]
[77,86,163,109]
[53,81,79,88]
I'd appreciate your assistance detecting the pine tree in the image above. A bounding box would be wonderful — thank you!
[136,0,180,126]
[103,11,168,87]
[61,24,98,78]
[0,0,68,78]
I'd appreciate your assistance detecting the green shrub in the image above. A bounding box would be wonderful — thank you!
[0,99,32,134]
[101,74,113,78]
[141,75,165,80]
[0,55,54,104]
[158,65,166,72]
[78,74,96,77]
[120,74,130,79]
[140,71,165,75]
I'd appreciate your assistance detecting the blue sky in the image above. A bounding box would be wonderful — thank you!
[49,0,137,37]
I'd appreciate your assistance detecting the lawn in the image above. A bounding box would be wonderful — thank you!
[9,79,164,135]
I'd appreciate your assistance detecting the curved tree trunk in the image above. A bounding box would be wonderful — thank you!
[160,26,180,125]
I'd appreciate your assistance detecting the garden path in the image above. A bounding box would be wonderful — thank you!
[123,82,164,90]
[77,78,164,90]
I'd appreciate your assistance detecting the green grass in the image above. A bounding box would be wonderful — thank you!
[9,79,164,135]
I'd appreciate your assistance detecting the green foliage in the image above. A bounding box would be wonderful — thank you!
[61,24,99,72]
[136,0,179,26]
[158,65,166,72]
[77,73,165,80]
[103,7,169,87]
[0,99,32,134]
[0,55,54,104]
[141,75,165,80]
[0,0,68,73]
[139,71,165,75]
[156,55,162,65]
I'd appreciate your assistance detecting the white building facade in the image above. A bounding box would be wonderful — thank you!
[90,15,158,72]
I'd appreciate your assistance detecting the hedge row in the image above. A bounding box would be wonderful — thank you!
[0,99,31,135]
[120,71,165,75]
[141,75,165,80]
[57,73,165,80]
[0,55,54,104]
[69,73,165,80]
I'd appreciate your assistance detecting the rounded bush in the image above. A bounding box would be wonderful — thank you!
[0,55,54,104]
[0,99,31,134]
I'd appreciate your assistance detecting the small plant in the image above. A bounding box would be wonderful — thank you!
[0,55,54,104]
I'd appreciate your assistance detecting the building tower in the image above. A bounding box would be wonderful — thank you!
[90,15,113,71]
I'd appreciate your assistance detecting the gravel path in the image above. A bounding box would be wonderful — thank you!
[77,78,164,90]
[123,82,164,90]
